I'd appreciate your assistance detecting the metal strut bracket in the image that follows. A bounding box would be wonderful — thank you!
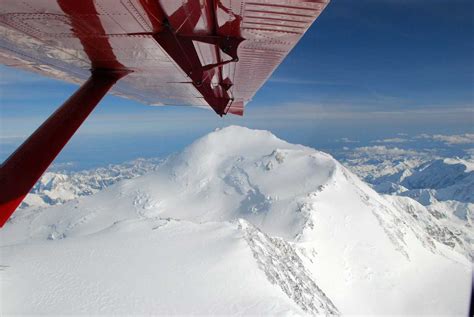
[0,69,128,227]
[133,0,245,116]
[128,29,244,115]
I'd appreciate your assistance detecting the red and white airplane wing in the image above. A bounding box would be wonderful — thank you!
[0,0,329,226]
[0,0,329,115]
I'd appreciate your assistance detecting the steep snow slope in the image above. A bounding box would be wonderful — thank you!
[1,126,471,315]
[385,195,473,260]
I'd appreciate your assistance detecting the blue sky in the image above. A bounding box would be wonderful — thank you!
[1,0,473,169]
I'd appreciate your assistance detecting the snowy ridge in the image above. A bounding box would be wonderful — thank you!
[1,126,471,315]
[386,195,473,260]
[238,219,339,315]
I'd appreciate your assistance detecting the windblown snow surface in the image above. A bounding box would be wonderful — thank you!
[1,126,471,315]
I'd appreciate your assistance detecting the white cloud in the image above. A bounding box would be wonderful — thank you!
[373,137,410,144]
[432,134,474,145]
[338,137,359,143]
[417,133,474,145]
[353,145,420,157]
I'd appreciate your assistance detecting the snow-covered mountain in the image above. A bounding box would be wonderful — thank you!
[1,126,471,315]
[342,150,474,262]
[400,158,474,204]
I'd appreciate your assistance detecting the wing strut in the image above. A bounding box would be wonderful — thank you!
[0,69,128,227]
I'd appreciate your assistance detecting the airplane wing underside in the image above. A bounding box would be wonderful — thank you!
[0,0,329,115]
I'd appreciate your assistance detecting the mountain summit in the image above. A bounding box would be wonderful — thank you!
[1,126,471,315]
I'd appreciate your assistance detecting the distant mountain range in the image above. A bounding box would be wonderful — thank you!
[22,158,162,208]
